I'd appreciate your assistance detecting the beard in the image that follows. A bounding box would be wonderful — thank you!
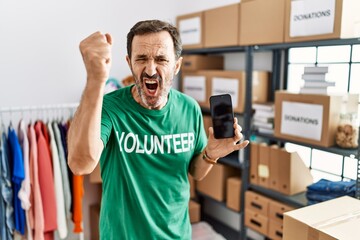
[134,72,172,109]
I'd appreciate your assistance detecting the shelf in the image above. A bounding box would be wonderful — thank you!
[249,184,307,208]
[197,191,241,214]
[183,38,360,54]
[197,191,227,207]
[201,214,241,240]
[253,37,360,51]
[253,132,358,157]
[201,106,245,117]
[201,214,261,240]
[183,45,247,54]
[218,151,243,169]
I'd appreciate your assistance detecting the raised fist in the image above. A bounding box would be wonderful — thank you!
[79,31,112,84]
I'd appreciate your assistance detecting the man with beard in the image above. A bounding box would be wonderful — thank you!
[67,20,249,239]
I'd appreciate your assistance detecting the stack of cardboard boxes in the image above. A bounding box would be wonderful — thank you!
[181,55,270,113]
[245,191,295,239]
[177,0,360,49]
[197,163,240,202]
[250,142,313,195]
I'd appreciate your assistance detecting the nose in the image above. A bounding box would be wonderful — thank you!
[144,60,157,77]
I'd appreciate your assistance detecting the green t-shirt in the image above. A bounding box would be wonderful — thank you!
[99,85,207,240]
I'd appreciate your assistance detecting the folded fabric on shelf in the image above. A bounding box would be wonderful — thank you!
[307,179,355,194]
[306,179,356,205]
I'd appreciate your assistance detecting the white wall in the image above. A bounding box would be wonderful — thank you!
[0,0,245,239]
[0,0,178,108]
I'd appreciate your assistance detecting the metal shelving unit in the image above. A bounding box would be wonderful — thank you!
[249,184,307,208]
[218,150,242,169]
[254,132,358,157]
[183,37,360,240]
[184,45,253,240]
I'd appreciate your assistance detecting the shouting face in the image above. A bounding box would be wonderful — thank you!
[126,31,182,110]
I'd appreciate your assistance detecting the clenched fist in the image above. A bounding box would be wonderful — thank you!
[79,31,112,84]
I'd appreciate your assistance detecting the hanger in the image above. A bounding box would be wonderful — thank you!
[0,111,4,134]
[9,107,13,129]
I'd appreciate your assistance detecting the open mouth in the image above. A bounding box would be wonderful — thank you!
[145,79,159,93]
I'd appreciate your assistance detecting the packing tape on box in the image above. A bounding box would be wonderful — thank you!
[307,210,360,240]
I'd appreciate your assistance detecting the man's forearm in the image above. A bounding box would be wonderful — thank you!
[189,148,216,181]
[67,81,104,175]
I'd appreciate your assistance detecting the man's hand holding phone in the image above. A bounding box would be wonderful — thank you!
[206,94,249,160]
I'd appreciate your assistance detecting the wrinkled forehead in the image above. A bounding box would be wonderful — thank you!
[131,31,175,58]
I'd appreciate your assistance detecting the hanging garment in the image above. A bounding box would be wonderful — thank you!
[0,127,5,240]
[72,175,84,233]
[17,120,32,240]
[8,126,26,235]
[47,122,67,239]
[58,122,73,216]
[28,124,44,240]
[52,122,71,221]
[1,128,15,240]
[35,121,57,240]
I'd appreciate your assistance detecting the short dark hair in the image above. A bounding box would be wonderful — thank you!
[127,20,182,60]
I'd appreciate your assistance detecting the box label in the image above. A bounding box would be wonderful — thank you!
[258,164,269,178]
[183,76,206,102]
[211,77,239,108]
[290,0,336,37]
[280,101,323,141]
[179,17,201,45]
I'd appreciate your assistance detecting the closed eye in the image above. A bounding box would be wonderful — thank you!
[135,55,148,62]
[155,56,169,63]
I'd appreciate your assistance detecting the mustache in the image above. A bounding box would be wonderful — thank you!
[141,72,162,82]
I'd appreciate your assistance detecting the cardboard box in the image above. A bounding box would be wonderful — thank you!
[239,0,286,45]
[181,71,211,108]
[176,12,204,49]
[89,163,102,183]
[245,209,269,236]
[268,144,280,191]
[197,163,239,202]
[182,70,269,112]
[258,143,270,188]
[283,196,360,240]
[189,174,196,199]
[245,191,270,216]
[284,0,360,42]
[276,148,313,195]
[268,220,284,240]
[274,91,343,147]
[182,55,224,72]
[269,199,294,223]
[204,3,240,48]
[226,176,242,212]
[252,71,270,103]
[189,200,201,223]
[250,142,259,185]
[90,204,100,240]
[200,70,269,113]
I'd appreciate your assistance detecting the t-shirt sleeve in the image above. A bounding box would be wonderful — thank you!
[100,106,112,147]
[193,104,207,155]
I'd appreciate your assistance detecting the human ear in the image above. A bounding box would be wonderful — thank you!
[174,56,183,75]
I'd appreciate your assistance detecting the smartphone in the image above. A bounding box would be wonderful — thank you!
[209,94,235,139]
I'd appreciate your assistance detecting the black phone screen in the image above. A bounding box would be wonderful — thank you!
[210,94,235,139]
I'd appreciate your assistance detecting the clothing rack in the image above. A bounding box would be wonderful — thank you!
[0,102,85,240]
[0,103,79,124]
[0,103,79,113]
